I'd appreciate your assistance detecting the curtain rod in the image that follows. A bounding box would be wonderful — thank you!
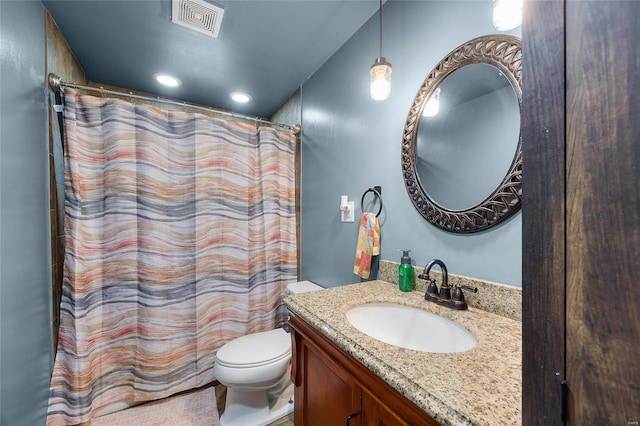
[47,73,301,136]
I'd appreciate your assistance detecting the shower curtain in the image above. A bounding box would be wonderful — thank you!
[47,89,297,425]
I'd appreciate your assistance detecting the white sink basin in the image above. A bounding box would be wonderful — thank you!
[345,303,476,353]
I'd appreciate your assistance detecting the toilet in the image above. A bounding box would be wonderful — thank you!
[214,280,323,426]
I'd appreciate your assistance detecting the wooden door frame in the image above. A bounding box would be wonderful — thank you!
[521,0,566,423]
[523,1,640,423]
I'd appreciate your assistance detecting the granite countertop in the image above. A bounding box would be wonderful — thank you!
[284,280,522,426]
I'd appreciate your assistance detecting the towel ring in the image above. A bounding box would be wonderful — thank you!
[361,186,383,217]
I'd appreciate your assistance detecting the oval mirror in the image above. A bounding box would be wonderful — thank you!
[402,35,522,233]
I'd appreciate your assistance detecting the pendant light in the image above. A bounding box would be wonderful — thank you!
[370,0,391,101]
[493,0,523,31]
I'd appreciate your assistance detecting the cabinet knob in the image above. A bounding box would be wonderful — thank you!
[346,412,359,426]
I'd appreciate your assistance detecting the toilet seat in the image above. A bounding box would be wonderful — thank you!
[216,328,291,368]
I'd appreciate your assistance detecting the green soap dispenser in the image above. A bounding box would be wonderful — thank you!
[398,249,415,292]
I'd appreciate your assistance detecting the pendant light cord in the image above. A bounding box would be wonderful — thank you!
[379,0,383,57]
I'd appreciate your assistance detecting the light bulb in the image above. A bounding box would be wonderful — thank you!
[493,0,523,31]
[230,92,251,103]
[370,58,392,101]
[154,73,181,87]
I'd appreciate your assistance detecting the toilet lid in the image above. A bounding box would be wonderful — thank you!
[216,328,291,368]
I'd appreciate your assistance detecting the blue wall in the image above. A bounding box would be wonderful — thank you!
[299,0,522,288]
[0,1,52,424]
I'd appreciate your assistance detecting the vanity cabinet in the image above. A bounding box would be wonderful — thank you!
[289,310,439,426]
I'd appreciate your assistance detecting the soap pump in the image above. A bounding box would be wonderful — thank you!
[398,249,415,292]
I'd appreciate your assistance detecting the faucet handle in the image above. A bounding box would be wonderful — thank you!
[418,273,439,293]
[426,278,438,294]
[452,285,478,302]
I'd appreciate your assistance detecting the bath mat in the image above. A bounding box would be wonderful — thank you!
[90,386,219,426]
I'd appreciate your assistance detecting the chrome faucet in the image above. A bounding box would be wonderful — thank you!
[419,259,477,310]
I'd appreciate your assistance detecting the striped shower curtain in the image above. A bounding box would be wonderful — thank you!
[47,89,297,425]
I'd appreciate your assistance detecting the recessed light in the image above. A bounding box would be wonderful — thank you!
[230,92,251,103]
[154,73,182,87]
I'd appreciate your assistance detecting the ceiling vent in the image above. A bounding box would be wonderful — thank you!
[171,0,224,38]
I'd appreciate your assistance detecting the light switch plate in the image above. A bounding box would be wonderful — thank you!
[341,201,355,222]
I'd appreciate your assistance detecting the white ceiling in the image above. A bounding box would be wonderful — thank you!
[42,0,382,119]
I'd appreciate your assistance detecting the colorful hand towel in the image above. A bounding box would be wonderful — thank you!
[353,212,380,279]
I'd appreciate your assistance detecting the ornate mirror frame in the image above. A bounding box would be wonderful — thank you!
[402,34,522,233]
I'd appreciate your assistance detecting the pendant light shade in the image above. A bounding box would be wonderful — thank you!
[370,57,392,101]
[370,0,391,100]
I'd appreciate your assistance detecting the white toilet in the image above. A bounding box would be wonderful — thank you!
[214,280,323,426]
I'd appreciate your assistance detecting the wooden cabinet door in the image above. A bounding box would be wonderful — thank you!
[290,311,439,426]
[361,391,409,426]
[292,327,361,426]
